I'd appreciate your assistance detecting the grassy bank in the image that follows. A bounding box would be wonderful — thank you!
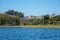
[21,24,60,28]
[0,24,60,28]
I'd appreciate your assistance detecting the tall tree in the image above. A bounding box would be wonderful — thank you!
[5,10,24,18]
[42,14,50,24]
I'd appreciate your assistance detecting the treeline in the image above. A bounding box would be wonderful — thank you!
[23,14,60,25]
[0,10,24,26]
[0,10,60,26]
[40,14,60,25]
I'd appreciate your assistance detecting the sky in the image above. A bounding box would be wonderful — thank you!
[0,0,60,16]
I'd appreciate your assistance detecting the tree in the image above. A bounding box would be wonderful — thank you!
[18,12,24,18]
[41,14,50,24]
[49,15,60,24]
[0,14,7,25]
[0,13,20,26]
[52,13,55,16]
[5,10,24,18]
[6,16,20,26]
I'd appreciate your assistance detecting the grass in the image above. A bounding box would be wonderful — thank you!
[0,24,60,28]
[21,24,60,28]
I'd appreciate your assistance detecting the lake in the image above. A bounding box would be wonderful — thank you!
[0,27,60,40]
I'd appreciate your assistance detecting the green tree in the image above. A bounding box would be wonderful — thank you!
[6,16,20,26]
[0,13,20,26]
[5,10,24,18]
[0,14,6,25]
[41,14,50,24]
[49,15,60,24]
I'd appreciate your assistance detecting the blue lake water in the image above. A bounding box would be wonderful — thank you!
[0,27,60,40]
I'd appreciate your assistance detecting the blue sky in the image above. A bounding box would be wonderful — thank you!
[0,0,60,16]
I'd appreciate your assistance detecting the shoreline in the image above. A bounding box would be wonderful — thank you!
[0,24,60,28]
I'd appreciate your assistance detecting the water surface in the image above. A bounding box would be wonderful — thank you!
[0,27,60,40]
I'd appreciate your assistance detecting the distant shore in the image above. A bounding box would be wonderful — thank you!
[0,24,60,28]
[20,24,60,28]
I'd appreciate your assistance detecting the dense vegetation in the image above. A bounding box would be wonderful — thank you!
[5,10,24,18]
[0,10,24,26]
[0,10,60,26]
[23,14,60,25]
